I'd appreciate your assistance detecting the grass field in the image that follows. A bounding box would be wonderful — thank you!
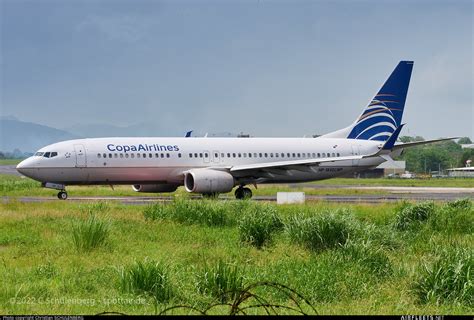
[0,198,472,315]
[0,159,22,166]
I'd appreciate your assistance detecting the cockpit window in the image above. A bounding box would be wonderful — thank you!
[44,152,51,158]
[50,152,58,157]
[35,152,44,156]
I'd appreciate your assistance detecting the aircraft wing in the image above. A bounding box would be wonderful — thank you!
[392,137,460,150]
[230,154,365,173]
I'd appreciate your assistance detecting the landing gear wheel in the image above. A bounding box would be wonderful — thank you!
[57,191,68,200]
[235,187,252,200]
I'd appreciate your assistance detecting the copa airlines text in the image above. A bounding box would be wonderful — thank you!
[16,61,456,200]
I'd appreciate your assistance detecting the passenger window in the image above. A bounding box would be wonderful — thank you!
[215,153,218,158]
[332,153,335,157]
[166,153,170,158]
[248,153,252,158]
[317,153,320,157]
[189,153,193,158]
[204,153,208,158]
[221,153,224,158]
[125,154,129,158]
[137,153,141,158]
[227,153,231,158]
[113,154,117,158]
[199,153,203,158]
[233,153,236,158]
[281,153,284,158]
[238,153,241,158]
[103,153,107,158]
[259,153,263,157]
[254,153,257,158]
[327,153,330,157]
[98,153,101,158]
[243,153,246,158]
[131,154,135,158]
[178,153,182,158]
[297,153,300,157]
[161,154,164,158]
[120,154,123,158]
[337,153,340,157]
[195,153,198,158]
[287,153,290,158]
[109,153,112,158]
[149,153,152,158]
[264,153,268,157]
[292,153,296,157]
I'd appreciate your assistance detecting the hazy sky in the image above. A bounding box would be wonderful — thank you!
[1,0,473,138]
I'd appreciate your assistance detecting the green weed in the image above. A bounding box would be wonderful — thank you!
[286,209,355,252]
[394,201,435,230]
[119,259,173,303]
[238,204,283,248]
[72,214,110,252]
[413,247,473,306]
[195,260,244,303]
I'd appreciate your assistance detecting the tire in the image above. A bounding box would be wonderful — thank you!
[57,191,68,200]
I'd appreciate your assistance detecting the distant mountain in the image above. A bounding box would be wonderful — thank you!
[0,118,79,153]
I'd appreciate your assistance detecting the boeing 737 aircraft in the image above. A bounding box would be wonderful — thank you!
[16,61,455,200]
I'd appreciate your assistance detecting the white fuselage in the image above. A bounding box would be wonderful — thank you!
[17,137,386,186]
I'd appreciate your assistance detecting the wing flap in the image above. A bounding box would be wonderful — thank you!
[230,155,364,173]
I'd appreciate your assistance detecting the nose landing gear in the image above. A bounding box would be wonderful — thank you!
[235,186,252,200]
[57,191,68,200]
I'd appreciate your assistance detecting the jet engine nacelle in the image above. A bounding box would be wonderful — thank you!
[184,169,235,194]
[132,184,178,193]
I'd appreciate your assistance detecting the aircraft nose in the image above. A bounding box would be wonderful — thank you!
[16,157,38,178]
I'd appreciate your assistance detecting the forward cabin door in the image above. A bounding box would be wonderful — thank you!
[74,144,87,167]
[351,145,360,166]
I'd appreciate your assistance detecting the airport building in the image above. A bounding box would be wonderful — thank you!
[354,160,406,178]
[447,167,474,178]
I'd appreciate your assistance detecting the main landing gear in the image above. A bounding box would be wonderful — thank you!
[57,191,68,200]
[235,186,252,200]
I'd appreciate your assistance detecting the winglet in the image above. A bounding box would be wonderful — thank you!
[185,130,193,138]
[382,124,404,150]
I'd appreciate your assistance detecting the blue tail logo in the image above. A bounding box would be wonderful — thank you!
[347,61,413,142]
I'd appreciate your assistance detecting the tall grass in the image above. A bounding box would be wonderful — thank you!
[413,247,473,306]
[119,259,173,303]
[339,240,392,276]
[0,178,39,193]
[143,199,236,227]
[237,204,283,248]
[78,201,110,215]
[72,214,110,252]
[286,209,355,252]
[393,201,435,230]
[195,260,244,303]
[428,199,474,234]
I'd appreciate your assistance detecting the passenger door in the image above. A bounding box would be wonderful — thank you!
[74,144,87,167]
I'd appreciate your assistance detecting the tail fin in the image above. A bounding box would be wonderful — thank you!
[321,61,413,142]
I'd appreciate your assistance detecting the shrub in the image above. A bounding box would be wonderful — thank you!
[72,214,110,252]
[119,259,173,303]
[238,204,283,248]
[394,201,435,230]
[195,260,244,303]
[286,210,354,252]
[413,247,473,306]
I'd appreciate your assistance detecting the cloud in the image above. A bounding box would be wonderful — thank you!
[76,14,156,43]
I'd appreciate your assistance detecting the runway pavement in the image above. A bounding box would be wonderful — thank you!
[2,191,472,205]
